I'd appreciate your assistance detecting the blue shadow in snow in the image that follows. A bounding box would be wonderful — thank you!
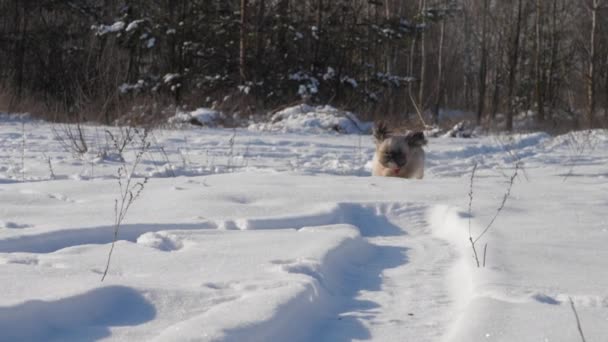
[533,294,561,305]
[242,203,408,238]
[312,244,410,342]
[0,222,216,254]
[0,286,156,341]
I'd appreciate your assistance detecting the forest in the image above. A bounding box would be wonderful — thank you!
[1,0,607,131]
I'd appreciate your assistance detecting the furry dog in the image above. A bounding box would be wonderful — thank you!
[371,122,427,179]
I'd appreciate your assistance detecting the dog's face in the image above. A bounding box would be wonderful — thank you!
[372,122,427,179]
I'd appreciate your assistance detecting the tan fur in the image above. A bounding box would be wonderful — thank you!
[371,124,426,179]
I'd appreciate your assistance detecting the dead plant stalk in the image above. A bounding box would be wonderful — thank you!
[101,129,150,281]
[469,162,520,267]
[569,297,587,342]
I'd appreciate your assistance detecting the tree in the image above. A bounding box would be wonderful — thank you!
[506,0,523,131]
[585,0,604,127]
[534,0,546,124]
[240,0,249,84]
[0,0,603,129]
[476,0,489,126]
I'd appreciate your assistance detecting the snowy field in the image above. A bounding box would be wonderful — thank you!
[0,112,607,341]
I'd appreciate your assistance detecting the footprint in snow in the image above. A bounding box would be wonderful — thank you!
[47,193,76,203]
[18,189,77,203]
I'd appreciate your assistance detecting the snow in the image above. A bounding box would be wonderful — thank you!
[118,80,145,94]
[341,76,358,88]
[0,114,607,341]
[249,104,373,134]
[92,21,125,36]
[289,72,320,98]
[125,20,145,32]
[163,73,180,84]
[323,67,335,81]
[146,37,156,49]
[167,108,222,127]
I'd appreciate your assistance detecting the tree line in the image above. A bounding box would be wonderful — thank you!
[0,0,607,130]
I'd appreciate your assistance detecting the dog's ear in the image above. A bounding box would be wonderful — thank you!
[406,131,427,147]
[373,121,391,144]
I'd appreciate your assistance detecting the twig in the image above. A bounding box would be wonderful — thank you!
[357,134,363,172]
[178,135,191,168]
[493,135,529,181]
[104,127,134,161]
[52,122,89,157]
[473,163,520,245]
[408,86,428,128]
[151,132,176,177]
[469,237,480,268]
[21,121,25,182]
[568,297,587,342]
[468,162,480,267]
[468,163,478,239]
[227,128,237,169]
[469,163,519,268]
[563,130,597,183]
[242,140,251,168]
[101,129,150,281]
[42,153,55,180]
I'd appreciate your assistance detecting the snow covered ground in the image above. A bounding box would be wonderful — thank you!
[0,113,607,341]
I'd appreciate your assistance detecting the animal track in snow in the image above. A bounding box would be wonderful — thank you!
[0,222,217,254]
[0,202,426,254]
[0,255,39,266]
[136,232,184,252]
[17,189,78,203]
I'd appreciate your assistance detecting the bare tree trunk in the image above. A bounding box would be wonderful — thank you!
[405,28,421,122]
[239,0,249,83]
[384,0,391,19]
[418,0,427,109]
[586,0,600,128]
[491,39,503,124]
[546,0,559,122]
[276,0,288,57]
[384,2,394,117]
[433,14,446,125]
[463,1,473,110]
[506,0,523,131]
[476,0,489,126]
[534,0,545,124]
[406,34,417,122]
[605,53,608,121]
[313,0,322,69]
[255,0,266,62]
[12,0,29,106]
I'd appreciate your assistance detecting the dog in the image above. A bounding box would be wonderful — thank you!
[371,122,427,179]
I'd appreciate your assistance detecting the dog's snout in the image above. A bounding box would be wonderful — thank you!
[391,152,407,167]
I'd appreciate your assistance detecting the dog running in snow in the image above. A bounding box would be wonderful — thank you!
[371,122,427,179]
